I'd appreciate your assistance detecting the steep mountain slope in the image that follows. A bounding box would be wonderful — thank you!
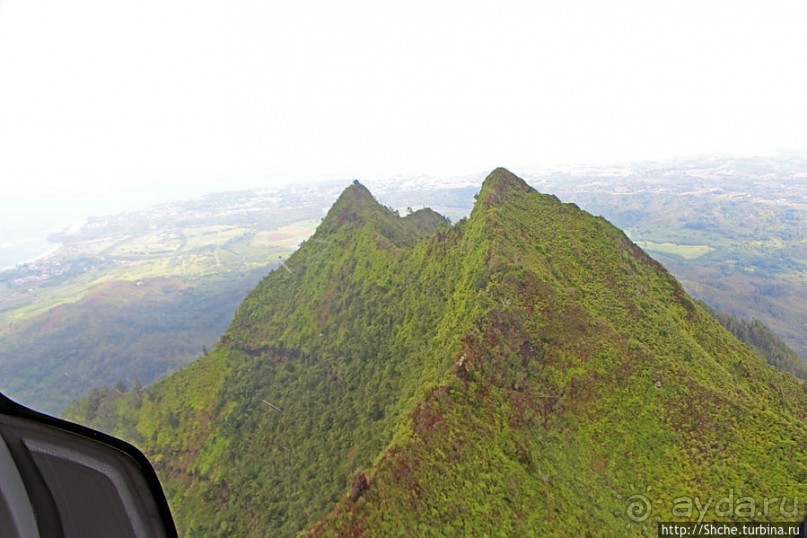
[706,305,807,380]
[531,156,807,362]
[67,169,806,536]
[0,271,268,414]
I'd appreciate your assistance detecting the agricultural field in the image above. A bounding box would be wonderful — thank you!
[634,241,715,260]
[0,186,328,413]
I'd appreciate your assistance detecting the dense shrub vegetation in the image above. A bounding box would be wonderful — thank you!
[67,169,807,537]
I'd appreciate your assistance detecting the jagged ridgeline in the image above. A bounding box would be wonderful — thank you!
[66,169,807,537]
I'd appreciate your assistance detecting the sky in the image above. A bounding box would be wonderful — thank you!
[1,0,806,200]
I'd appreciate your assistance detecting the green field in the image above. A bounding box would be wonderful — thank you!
[635,241,715,260]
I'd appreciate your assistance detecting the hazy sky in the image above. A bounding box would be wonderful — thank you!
[1,0,806,198]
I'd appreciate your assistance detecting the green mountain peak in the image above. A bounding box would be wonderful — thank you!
[317,180,385,229]
[315,180,448,247]
[67,169,807,537]
[477,166,534,204]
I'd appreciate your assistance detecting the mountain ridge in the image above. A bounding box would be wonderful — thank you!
[303,170,805,535]
[66,168,806,537]
[315,179,449,247]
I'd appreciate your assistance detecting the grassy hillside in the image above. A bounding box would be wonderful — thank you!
[0,270,267,413]
[67,169,807,536]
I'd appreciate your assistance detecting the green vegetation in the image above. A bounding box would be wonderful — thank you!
[0,270,267,414]
[547,161,807,361]
[67,169,807,537]
[635,241,715,260]
[704,304,807,380]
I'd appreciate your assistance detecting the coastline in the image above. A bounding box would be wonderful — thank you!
[0,237,63,272]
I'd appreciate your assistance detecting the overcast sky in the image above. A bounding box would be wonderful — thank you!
[1,0,806,198]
